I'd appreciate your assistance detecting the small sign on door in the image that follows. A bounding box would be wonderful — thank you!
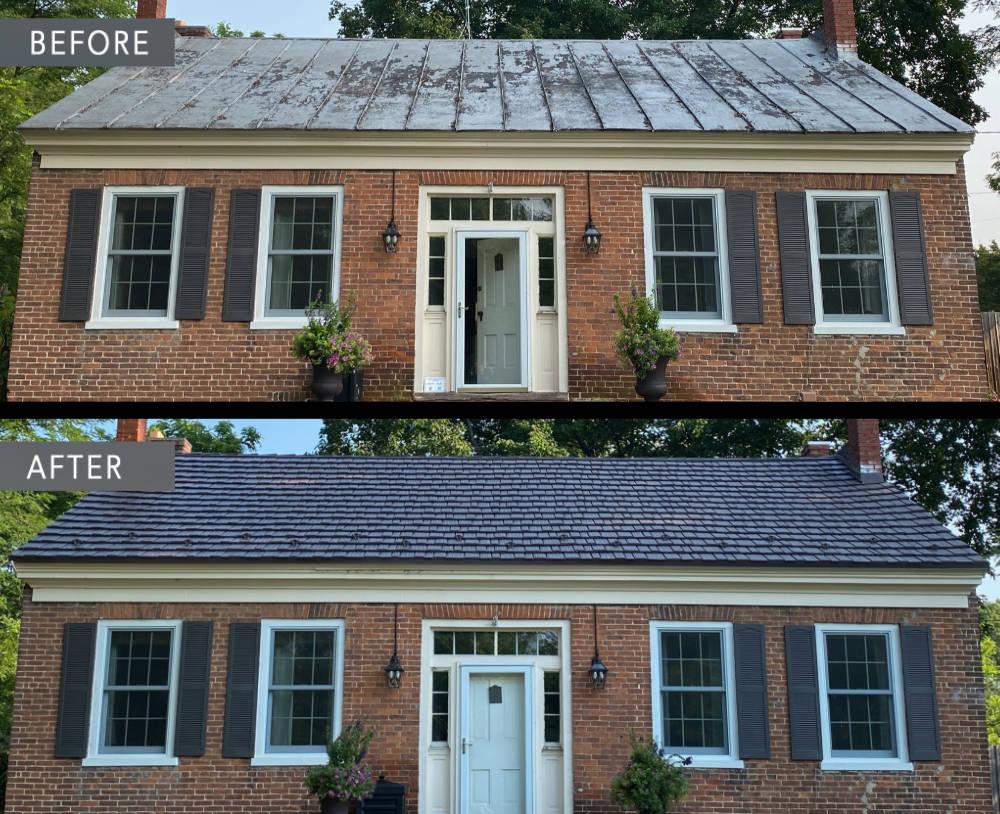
[488,685,502,704]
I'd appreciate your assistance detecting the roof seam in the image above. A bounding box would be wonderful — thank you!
[672,42,753,132]
[256,39,329,129]
[455,40,468,131]
[306,40,363,130]
[601,42,653,131]
[403,40,432,131]
[497,41,509,132]
[842,58,959,132]
[564,42,605,130]
[634,42,704,131]
[57,65,149,129]
[356,41,399,130]
[530,41,556,131]
[208,39,294,129]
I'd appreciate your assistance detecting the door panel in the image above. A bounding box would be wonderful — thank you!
[475,239,521,385]
[467,673,525,814]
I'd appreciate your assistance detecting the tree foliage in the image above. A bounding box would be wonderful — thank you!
[330,0,995,125]
[981,599,1000,744]
[976,241,1000,312]
[211,21,282,38]
[148,419,261,453]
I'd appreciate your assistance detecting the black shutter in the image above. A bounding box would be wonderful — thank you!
[222,622,260,758]
[889,191,933,325]
[900,625,941,761]
[174,621,213,757]
[58,189,101,321]
[784,625,822,760]
[725,190,763,324]
[733,623,770,758]
[55,622,96,758]
[175,188,215,320]
[221,189,261,322]
[775,191,815,325]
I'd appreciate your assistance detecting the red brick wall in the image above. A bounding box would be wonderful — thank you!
[7,591,990,813]
[7,165,989,401]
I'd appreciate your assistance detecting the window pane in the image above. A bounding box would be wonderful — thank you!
[534,198,553,221]
[451,198,471,220]
[662,689,726,750]
[270,689,333,747]
[471,198,490,220]
[661,631,724,689]
[434,631,454,654]
[268,255,333,312]
[475,632,495,655]
[493,198,512,220]
[497,631,516,655]
[454,631,475,654]
[430,197,450,220]
[537,631,558,655]
[517,632,538,655]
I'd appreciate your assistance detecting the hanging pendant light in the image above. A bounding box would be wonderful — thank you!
[382,170,401,253]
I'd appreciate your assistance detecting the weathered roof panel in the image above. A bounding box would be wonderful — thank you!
[19,34,973,135]
[12,455,984,570]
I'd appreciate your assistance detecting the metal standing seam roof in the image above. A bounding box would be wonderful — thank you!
[12,454,985,569]
[19,35,972,134]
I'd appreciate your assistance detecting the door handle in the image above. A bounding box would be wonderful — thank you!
[457,301,463,318]
[462,737,471,754]
[477,310,484,322]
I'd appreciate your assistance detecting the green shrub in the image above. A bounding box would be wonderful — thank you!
[610,734,690,814]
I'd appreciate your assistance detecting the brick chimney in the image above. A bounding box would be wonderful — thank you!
[801,440,834,457]
[821,0,857,56]
[136,0,166,19]
[839,419,883,483]
[777,27,804,39]
[116,418,147,442]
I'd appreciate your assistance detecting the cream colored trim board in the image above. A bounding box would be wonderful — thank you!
[16,562,982,608]
[24,130,972,174]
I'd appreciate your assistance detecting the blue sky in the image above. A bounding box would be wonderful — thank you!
[165,0,1000,244]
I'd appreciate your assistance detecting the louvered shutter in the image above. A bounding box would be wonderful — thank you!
[174,621,213,756]
[174,188,215,320]
[222,622,260,758]
[775,191,815,325]
[725,191,763,324]
[889,191,933,325]
[734,623,770,758]
[900,625,941,760]
[221,189,261,322]
[58,189,102,321]
[785,625,822,760]
[55,622,96,758]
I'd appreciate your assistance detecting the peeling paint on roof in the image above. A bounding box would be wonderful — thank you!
[20,35,972,134]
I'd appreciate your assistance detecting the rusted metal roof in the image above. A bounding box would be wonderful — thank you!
[21,35,972,134]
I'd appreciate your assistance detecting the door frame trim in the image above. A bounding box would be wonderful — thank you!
[458,664,535,814]
[453,229,531,391]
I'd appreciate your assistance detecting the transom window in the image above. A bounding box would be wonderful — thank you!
[86,620,181,766]
[642,188,732,331]
[432,629,558,656]
[254,619,344,764]
[650,621,740,767]
[267,196,337,314]
[429,196,553,222]
[813,197,889,322]
[821,630,898,757]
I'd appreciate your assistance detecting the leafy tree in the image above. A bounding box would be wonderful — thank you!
[989,154,1000,194]
[211,21,282,38]
[0,285,13,400]
[977,242,1000,312]
[981,599,1000,743]
[148,419,261,453]
[330,0,995,125]
[0,419,104,810]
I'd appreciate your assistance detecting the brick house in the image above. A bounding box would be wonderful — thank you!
[7,418,991,813]
[5,0,989,401]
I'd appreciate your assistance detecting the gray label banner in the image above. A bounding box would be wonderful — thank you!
[0,18,175,67]
[0,442,175,491]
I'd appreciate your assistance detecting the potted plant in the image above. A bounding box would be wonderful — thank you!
[612,289,680,402]
[305,721,377,814]
[292,295,373,402]
[610,734,691,814]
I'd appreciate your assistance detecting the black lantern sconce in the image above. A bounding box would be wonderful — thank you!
[582,171,602,254]
[589,605,608,689]
[384,603,404,688]
[382,171,400,253]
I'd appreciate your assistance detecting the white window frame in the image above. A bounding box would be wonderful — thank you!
[642,188,736,334]
[252,618,345,766]
[250,186,344,330]
[86,186,184,330]
[83,619,182,767]
[815,623,912,771]
[649,621,743,769]
[805,190,905,336]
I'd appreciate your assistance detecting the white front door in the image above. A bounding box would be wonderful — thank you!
[461,671,528,814]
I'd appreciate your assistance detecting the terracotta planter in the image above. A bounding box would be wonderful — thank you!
[320,798,349,814]
[311,365,345,402]
[634,356,671,402]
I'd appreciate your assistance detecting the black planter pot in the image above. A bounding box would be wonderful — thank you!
[634,356,670,402]
[311,365,345,401]
[320,798,349,814]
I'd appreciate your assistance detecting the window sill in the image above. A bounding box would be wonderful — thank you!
[820,759,913,772]
[680,756,745,769]
[250,753,329,766]
[249,318,308,330]
[812,323,906,336]
[658,319,738,334]
[84,318,179,331]
[82,755,179,767]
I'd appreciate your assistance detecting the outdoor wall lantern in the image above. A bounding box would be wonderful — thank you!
[382,170,401,253]
[582,171,602,254]
[589,605,608,689]
[384,603,404,688]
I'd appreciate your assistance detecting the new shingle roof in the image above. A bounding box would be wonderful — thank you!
[20,35,971,134]
[12,454,984,569]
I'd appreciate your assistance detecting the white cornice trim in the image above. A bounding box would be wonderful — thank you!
[22,130,972,174]
[15,562,982,607]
